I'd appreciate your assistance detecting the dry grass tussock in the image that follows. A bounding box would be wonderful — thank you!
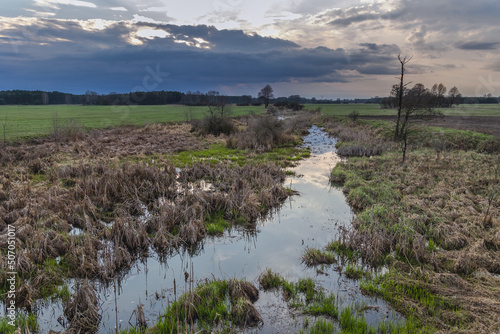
[63,279,101,334]
[0,122,294,332]
[226,114,312,151]
[329,129,500,332]
[0,123,206,165]
[323,117,393,156]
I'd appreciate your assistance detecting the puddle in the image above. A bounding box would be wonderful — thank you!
[68,227,84,236]
[3,126,402,333]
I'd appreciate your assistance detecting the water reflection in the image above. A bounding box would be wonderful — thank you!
[26,126,402,333]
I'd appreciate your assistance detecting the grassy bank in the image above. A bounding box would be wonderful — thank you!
[315,117,500,333]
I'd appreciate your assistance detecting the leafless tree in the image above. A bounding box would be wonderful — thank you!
[52,112,62,143]
[392,55,442,163]
[394,54,413,140]
[258,84,274,108]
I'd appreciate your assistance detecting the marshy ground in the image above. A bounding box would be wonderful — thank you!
[0,111,499,334]
[319,116,500,333]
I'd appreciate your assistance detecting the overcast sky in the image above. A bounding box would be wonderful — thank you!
[1,0,499,98]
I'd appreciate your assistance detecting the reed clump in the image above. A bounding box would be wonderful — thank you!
[63,279,101,334]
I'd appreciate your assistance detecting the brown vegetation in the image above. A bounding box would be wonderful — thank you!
[325,117,500,333]
[0,120,295,333]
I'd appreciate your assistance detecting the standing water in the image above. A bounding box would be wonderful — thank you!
[29,126,401,333]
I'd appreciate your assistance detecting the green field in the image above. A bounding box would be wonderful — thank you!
[306,103,500,116]
[0,103,499,141]
[0,104,265,141]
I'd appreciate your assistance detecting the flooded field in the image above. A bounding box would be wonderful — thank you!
[2,125,402,333]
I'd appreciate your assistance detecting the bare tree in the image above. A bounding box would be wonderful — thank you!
[52,112,62,143]
[258,84,274,108]
[391,56,442,163]
[394,55,413,140]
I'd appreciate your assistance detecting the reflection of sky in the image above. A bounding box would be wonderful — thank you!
[30,127,401,333]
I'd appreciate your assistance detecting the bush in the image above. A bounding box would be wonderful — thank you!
[266,106,278,115]
[477,136,500,153]
[348,110,360,122]
[52,117,86,142]
[227,116,295,151]
[273,101,304,111]
[190,115,235,136]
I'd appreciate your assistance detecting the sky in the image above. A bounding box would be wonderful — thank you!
[0,0,499,98]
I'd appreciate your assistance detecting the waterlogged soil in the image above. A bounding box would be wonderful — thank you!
[3,126,401,333]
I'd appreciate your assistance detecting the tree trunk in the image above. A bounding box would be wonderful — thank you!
[402,133,408,164]
[395,59,405,140]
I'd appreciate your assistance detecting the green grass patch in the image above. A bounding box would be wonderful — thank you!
[344,264,371,280]
[152,278,261,333]
[0,313,39,334]
[339,307,375,334]
[301,248,336,266]
[326,241,359,262]
[305,293,339,319]
[258,268,282,290]
[307,318,336,334]
[361,271,463,327]
[169,143,310,168]
[1,103,497,142]
[205,210,230,235]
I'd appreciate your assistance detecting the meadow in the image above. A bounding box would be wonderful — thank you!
[1,103,499,141]
[0,104,265,141]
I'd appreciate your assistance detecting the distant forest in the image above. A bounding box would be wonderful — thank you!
[0,89,498,106]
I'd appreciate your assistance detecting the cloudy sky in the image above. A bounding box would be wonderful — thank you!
[0,0,499,98]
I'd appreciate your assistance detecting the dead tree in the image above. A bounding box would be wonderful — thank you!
[391,55,443,163]
[394,54,412,140]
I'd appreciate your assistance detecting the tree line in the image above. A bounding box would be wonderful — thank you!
[0,88,498,107]
[380,84,499,109]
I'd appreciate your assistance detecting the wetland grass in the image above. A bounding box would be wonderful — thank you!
[0,115,310,333]
[151,279,262,333]
[259,269,421,334]
[320,117,500,332]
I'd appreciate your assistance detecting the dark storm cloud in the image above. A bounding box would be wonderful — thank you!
[456,42,500,50]
[0,18,400,93]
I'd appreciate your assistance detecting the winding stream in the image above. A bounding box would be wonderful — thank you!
[14,126,401,333]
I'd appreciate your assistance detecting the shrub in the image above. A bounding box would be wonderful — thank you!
[348,110,360,122]
[190,115,235,136]
[227,116,295,151]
